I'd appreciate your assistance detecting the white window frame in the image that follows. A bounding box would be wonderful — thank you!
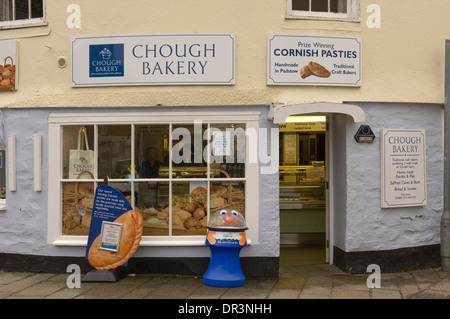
[0,0,46,29]
[47,112,260,247]
[286,0,360,22]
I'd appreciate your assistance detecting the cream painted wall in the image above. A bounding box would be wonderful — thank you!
[0,0,449,108]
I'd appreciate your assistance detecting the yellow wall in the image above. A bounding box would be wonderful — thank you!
[0,0,449,108]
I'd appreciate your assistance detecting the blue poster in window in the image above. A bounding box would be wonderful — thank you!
[89,44,124,77]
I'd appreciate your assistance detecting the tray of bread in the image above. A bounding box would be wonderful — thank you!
[139,170,245,232]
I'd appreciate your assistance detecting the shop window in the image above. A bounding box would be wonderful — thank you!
[0,0,46,29]
[48,112,259,246]
[286,0,359,21]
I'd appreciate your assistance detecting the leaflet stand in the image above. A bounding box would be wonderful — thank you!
[82,268,126,283]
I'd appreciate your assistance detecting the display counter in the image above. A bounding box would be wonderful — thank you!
[279,165,325,209]
[279,165,326,234]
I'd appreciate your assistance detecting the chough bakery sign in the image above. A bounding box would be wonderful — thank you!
[71,34,235,87]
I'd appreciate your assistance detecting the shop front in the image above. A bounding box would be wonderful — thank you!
[0,102,444,276]
[0,1,448,277]
[0,105,280,276]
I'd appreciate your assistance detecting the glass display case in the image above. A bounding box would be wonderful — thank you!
[279,165,325,209]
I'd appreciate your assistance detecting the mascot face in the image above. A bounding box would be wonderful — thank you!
[221,209,238,224]
[209,209,246,229]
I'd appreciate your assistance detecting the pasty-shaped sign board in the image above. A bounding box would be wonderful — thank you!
[85,185,143,270]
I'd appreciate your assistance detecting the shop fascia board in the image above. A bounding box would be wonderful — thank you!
[48,111,261,124]
[268,102,366,124]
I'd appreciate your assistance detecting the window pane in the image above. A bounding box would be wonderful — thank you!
[98,125,131,180]
[135,125,170,179]
[209,123,246,178]
[330,0,347,13]
[137,181,169,236]
[101,181,133,204]
[230,182,245,217]
[31,0,43,18]
[311,0,329,12]
[62,181,95,235]
[211,181,245,218]
[0,0,13,21]
[15,0,29,20]
[292,0,309,11]
[63,125,95,180]
[171,123,207,177]
[172,182,207,236]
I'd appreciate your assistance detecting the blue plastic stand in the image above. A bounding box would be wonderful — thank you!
[203,229,247,288]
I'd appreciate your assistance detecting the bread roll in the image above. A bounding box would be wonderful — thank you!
[172,207,192,221]
[212,185,228,197]
[190,186,207,198]
[183,202,195,212]
[172,215,182,225]
[209,196,226,208]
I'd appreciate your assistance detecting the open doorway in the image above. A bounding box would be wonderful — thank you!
[279,115,327,273]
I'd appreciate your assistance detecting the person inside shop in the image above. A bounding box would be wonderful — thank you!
[139,146,162,178]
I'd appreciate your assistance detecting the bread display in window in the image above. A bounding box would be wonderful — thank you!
[139,170,245,234]
[62,177,95,235]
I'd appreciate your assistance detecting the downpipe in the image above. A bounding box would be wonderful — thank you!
[442,40,450,271]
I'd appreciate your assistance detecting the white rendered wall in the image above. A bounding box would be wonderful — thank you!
[342,102,443,252]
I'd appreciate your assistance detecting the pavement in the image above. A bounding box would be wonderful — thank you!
[0,264,449,300]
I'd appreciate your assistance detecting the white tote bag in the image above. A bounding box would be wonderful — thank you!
[69,127,94,179]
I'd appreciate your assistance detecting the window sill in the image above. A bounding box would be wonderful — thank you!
[49,236,209,247]
[0,22,50,40]
[49,235,252,247]
[285,14,360,23]
[0,19,47,30]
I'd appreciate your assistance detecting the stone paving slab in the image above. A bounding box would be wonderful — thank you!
[0,267,448,300]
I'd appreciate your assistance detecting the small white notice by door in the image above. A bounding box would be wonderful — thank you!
[381,129,426,208]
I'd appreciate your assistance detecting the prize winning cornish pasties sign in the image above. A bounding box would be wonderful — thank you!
[267,34,362,87]
[71,34,235,87]
[381,129,427,208]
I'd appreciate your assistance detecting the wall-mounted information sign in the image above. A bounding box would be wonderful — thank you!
[267,34,362,87]
[71,34,235,87]
[381,129,427,208]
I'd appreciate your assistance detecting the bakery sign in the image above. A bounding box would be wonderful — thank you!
[267,34,362,87]
[381,129,427,208]
[71,34,235,87]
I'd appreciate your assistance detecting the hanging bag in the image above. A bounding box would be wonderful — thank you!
[69,127,94,179]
